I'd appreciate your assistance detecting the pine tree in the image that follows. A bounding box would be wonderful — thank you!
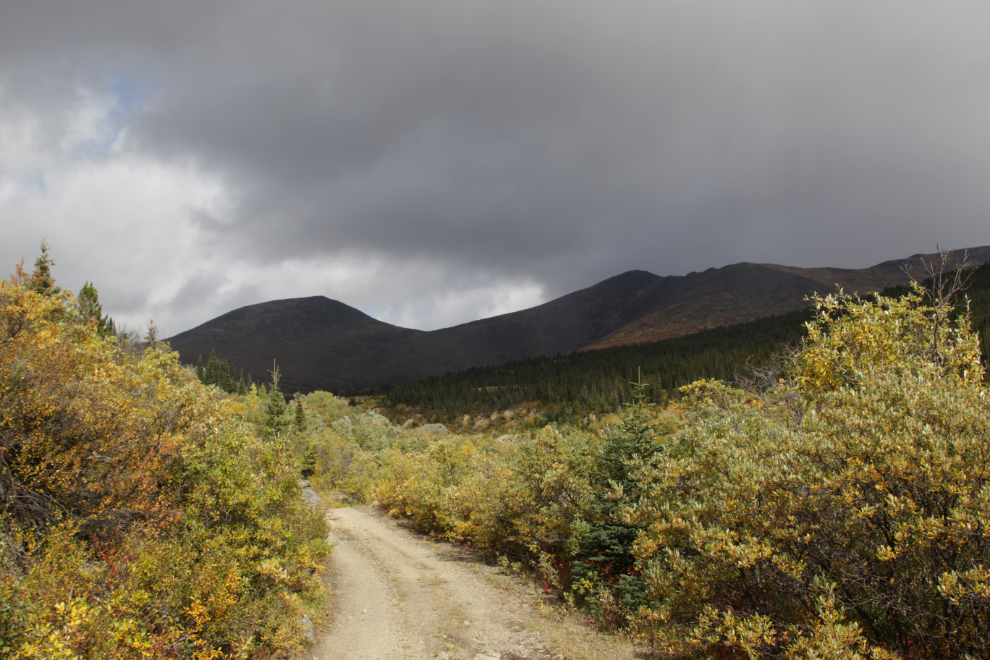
[77,282,114,336]
[205,350,220,387]
[263,361,289,439]
[294,398,307,431]
[573,370,664,615]
[144,320,160,347]
[30,238,60,296]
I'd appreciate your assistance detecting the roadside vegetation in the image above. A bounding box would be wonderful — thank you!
[303,255,990,658]
[0,247,328,659]
[7,241,990,659]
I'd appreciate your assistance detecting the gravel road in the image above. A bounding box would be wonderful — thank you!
[312,505,634,660]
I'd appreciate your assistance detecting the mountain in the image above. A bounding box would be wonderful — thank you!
[582,247,990,349]
[166,246,990,392]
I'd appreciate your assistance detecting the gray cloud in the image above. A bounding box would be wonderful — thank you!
[2,1,990,334]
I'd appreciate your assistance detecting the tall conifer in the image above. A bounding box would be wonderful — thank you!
[30,238,59,296]
[263,362,289,439]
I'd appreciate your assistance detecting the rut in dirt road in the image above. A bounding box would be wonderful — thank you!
[314,506,633,660]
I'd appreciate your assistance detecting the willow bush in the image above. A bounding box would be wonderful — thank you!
[0,262,328,659]
[632,285,990,658]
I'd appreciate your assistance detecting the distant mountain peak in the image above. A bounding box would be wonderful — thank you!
[167,245,990,391]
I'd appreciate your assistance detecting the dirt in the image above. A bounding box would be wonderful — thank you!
[310,503,636,660]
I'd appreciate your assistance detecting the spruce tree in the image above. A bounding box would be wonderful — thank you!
[293,398,307,431]
[30,238,60,296]
[196,356,205,383]
[144,320,160,347]
[77,282,114,336]
[263,362,290,439]
[219,359,233,393]
[573,370,663,615]
[205,350,220,387]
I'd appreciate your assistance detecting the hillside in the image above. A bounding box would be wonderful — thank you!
[167,246,990,392]
[582,246,990,348]
[377,258,990,417]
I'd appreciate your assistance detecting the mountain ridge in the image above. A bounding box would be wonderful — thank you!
[167,246,990,392]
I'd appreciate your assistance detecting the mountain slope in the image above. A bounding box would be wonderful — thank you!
[584,246,990,348]
[166,246,990,391]
[167,270,673,392]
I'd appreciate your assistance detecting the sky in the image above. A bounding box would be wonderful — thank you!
[2,1,990,336]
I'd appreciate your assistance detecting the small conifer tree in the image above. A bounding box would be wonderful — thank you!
[294,398,307,431]
[30,238,60,296]
[264,361,290,439]
[144,320,160,347]
[76,281,114,336]
[573,368,665,616]
[205,349,220,387]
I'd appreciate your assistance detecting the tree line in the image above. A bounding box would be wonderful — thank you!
[364,260,990,416]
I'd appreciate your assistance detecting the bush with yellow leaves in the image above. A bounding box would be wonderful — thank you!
[631,284,990,658]
[0,259,328,659]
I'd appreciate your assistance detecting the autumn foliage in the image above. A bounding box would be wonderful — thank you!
[0,260,328,658]
[344,278,990,659]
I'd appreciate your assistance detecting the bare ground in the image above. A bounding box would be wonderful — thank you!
[310,504,637,660]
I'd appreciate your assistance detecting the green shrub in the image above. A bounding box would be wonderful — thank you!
[0,264,328,659]
[632,286,990,658]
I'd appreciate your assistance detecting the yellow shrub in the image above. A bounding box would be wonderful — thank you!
[632,289,990,658]
[0,269,328,659]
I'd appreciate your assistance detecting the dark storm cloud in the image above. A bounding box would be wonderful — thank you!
[3,1,990,327]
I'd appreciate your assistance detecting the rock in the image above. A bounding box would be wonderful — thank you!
[501,652,529,660]
[550,655,565,660]
[418,423,450,435]
[474,654,500,660]
[462,414,472,426]
[436,652,452,660]
[474,418,490,431]
[401,418,415,429]
[490,412,499,422]
[301,488,321,507]
[495,434,514,443]
[503,410,515,420]
[299,613,316,644]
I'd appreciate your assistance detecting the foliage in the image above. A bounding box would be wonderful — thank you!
[76,281,114,337]
[571,376,674,627]
[375,425,596,567]
[631,283,990,658]
[198,349,248,395]
[0,254,328,659]
[262,362,291,439]
[368,309,813,415]
[347,264,990,659]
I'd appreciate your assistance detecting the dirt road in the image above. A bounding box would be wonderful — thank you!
[313,505,634,660]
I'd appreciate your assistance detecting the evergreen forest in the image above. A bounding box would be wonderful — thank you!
[369,260,990,417]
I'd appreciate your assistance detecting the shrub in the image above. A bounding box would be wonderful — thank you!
[631,286,990,658]
[0,264,328,659]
